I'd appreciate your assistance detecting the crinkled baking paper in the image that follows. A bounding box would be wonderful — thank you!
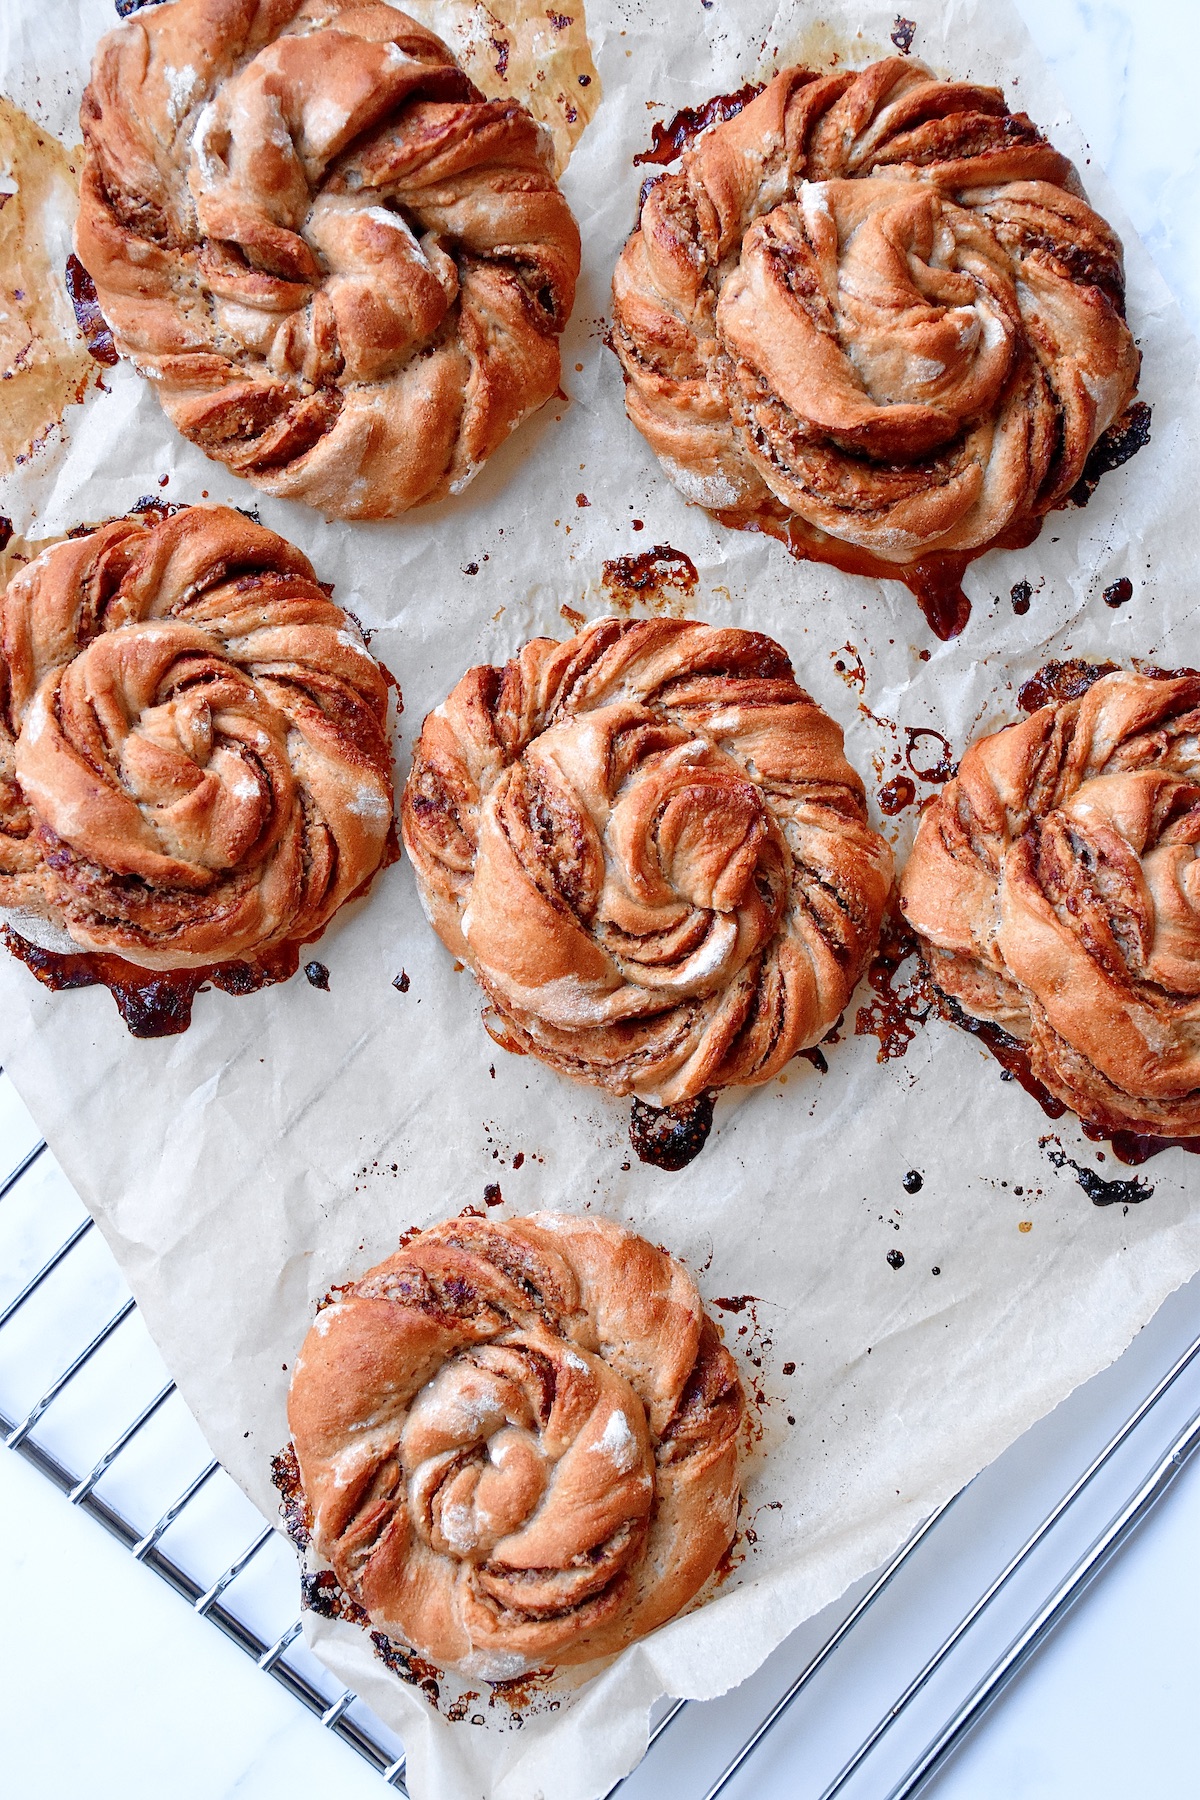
[1,2,1198,1796]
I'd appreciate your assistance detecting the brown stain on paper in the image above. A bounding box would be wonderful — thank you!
[0,99,96,477]
[600,543,699,616]
[401,0,601,175]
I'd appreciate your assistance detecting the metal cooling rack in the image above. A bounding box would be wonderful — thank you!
[3,1060,1198,1800]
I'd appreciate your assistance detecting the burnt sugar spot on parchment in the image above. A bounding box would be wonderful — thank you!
[1040,1136,1154,1207]
[830,641,867,694]
[485,1667,561,1724]
[856,921,1197,1169]
[904,727,956,783]
[601,543,699,617]
[629,1091,714,1169]
[854,920,939,1066]
[1017,659,1120,712]
[270,1444,311,1551]
[372,1632,443,1707]
[633,82,766,166]
[878,774,917,815]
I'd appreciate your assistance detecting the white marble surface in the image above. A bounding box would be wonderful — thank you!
[3,1,1200,1796]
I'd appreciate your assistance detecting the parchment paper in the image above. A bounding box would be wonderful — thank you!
[2,3,1199,1797]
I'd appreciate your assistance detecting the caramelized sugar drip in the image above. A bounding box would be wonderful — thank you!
[878,774,917,815]
[614,60,1145,636]
[629,1092,715,1170]
[853,917,937,1062]
[715,504,1041,641]
[270,1444,312,1552]
[1017,658,1120,712]
[1041,1137,1155,1204]
[286,1214,745,1673]
[941,973,1200,1167]
[600,543,699,615]
[1067,401,1152,506]
[947,977,1200,1167]
[2,926,307,1037]
[853,919,1197,1168]
[633,84,765,167]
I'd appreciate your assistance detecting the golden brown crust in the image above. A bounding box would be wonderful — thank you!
[0,503,394,968]
[612,60,1140,562]
[899,671,1200,1138]
[75,0,581,518]
[287,1212,744,1674]
[401,616,893,1103]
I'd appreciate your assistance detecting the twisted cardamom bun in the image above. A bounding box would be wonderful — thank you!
[0,504,394,968]
[76,0,581,518]
[288,1212,744,1674]
[899,671,1200,1140]
[402,617,892,1103]
[613,60,1140,588]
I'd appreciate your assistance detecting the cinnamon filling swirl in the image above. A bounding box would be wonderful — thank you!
[286,1213,745,1672]
[402,617,892,1108]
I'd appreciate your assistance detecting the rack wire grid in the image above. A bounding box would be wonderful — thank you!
[3,1059,1199,1800]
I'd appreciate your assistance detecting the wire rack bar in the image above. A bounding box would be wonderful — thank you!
[812,1324,1200,1800]
[886,1407,1200,1800]
[2,1110,1195,1800]
[0,1214,94,1331]
[68,1379,177,1503]
[698,1330,1200,1800]
[0,1137,46,1202]
[5,1296,137,1447]
[257,1619,303,1671]
[0,1391,408,1788]
[694,1497,959,1800]
[195,1524,275,1616]
[133,1460,221,1560]
[321,1691,357,1729]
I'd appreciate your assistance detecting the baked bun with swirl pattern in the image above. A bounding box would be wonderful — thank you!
[0,503,394,988]
[899,669,1200,1142]
[287,1211,744,1674]
[612,60,1141,636]
[401,617,892,1107]
[75,0,581,518]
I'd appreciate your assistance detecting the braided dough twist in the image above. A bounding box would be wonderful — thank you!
[288,1212,744,1674]
[899,671,1200,1139]
[76,0,581,517]
[402,617,892,1103]
[0,504,394,967]
[613,60,1140,574]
